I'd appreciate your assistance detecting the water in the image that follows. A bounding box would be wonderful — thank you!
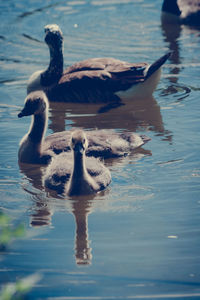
[0,0,200,299]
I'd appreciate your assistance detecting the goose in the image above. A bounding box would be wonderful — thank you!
[162,0,200,25]
[44,130,111,196]
[18,91,150,164]
[27,24,171,103]
[18,91,54,164]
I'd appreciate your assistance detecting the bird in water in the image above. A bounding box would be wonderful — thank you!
[27,24,171,103]
[44,130,111,196]
[18,91,150,164]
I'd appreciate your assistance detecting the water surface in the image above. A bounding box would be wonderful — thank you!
[0,0,200,299]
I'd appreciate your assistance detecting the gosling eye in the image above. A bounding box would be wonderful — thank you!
[83,138,86,144]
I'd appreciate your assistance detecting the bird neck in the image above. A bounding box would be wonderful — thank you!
[28,111,47,144]
[41,46,63,86]
[68,152,92,196]
[72,152,87,180]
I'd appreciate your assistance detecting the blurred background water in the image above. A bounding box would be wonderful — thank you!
[0,0,200,299]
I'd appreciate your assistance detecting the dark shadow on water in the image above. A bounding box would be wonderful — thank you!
[48,96,172,142]
[97,101,126,114]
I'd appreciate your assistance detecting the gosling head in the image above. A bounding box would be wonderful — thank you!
[18,91,48,118]
[70,130,88,155]
[44,24,63,52]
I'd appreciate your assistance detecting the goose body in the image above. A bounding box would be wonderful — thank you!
[162,0,200,25]
[44,128,150,159]
[18,91,150,164]
[27,24,170,103]
[44,130,111,196]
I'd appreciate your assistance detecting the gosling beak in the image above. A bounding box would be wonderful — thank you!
[18,109,31,118]
[74,143,85,154]
[18,111,24,118]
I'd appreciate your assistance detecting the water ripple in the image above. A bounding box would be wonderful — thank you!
[160,83,191,101]
[17,2,62,19]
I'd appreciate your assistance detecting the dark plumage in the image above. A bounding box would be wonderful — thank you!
[44,130,111,196]
[27,24,171,103]
[162,0,200,25]
[18,91,150,164]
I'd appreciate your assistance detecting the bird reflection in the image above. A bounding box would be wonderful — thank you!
[18,162,53,227]
[161,14,182,83]
[70,195,95,265]
[49,96,170,140]
[30,194,53,227]
[161,12,197,99]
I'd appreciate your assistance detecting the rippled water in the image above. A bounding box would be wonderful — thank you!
[0,0,200,299]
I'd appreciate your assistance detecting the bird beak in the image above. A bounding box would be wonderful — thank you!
[18,108,31,118]
[18,112,23,118]
[74,143,84,154]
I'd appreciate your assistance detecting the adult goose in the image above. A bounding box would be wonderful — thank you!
[27,24,171,103]
[18,91,150,164]
[44,130,111,196]
[162,0,200,25]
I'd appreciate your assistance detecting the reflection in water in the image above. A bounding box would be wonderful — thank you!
[49,96,170,139]
[19,152,150,265]
[18,160,96,265]
[19,159,99,265]
[18,162,44,190]
[18,162,53,227]
[30,193,53,227]
[71,196,94,265]
[161,14,197,100]
[161,14,182,83]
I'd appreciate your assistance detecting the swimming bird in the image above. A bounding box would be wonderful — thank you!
[18,91,54,164]
[44,130,111,196]
[27,24,171,103]
[162,0,200,25]
[18,91,150,164]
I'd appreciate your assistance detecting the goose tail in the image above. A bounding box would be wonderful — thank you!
[146,52,171,79]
